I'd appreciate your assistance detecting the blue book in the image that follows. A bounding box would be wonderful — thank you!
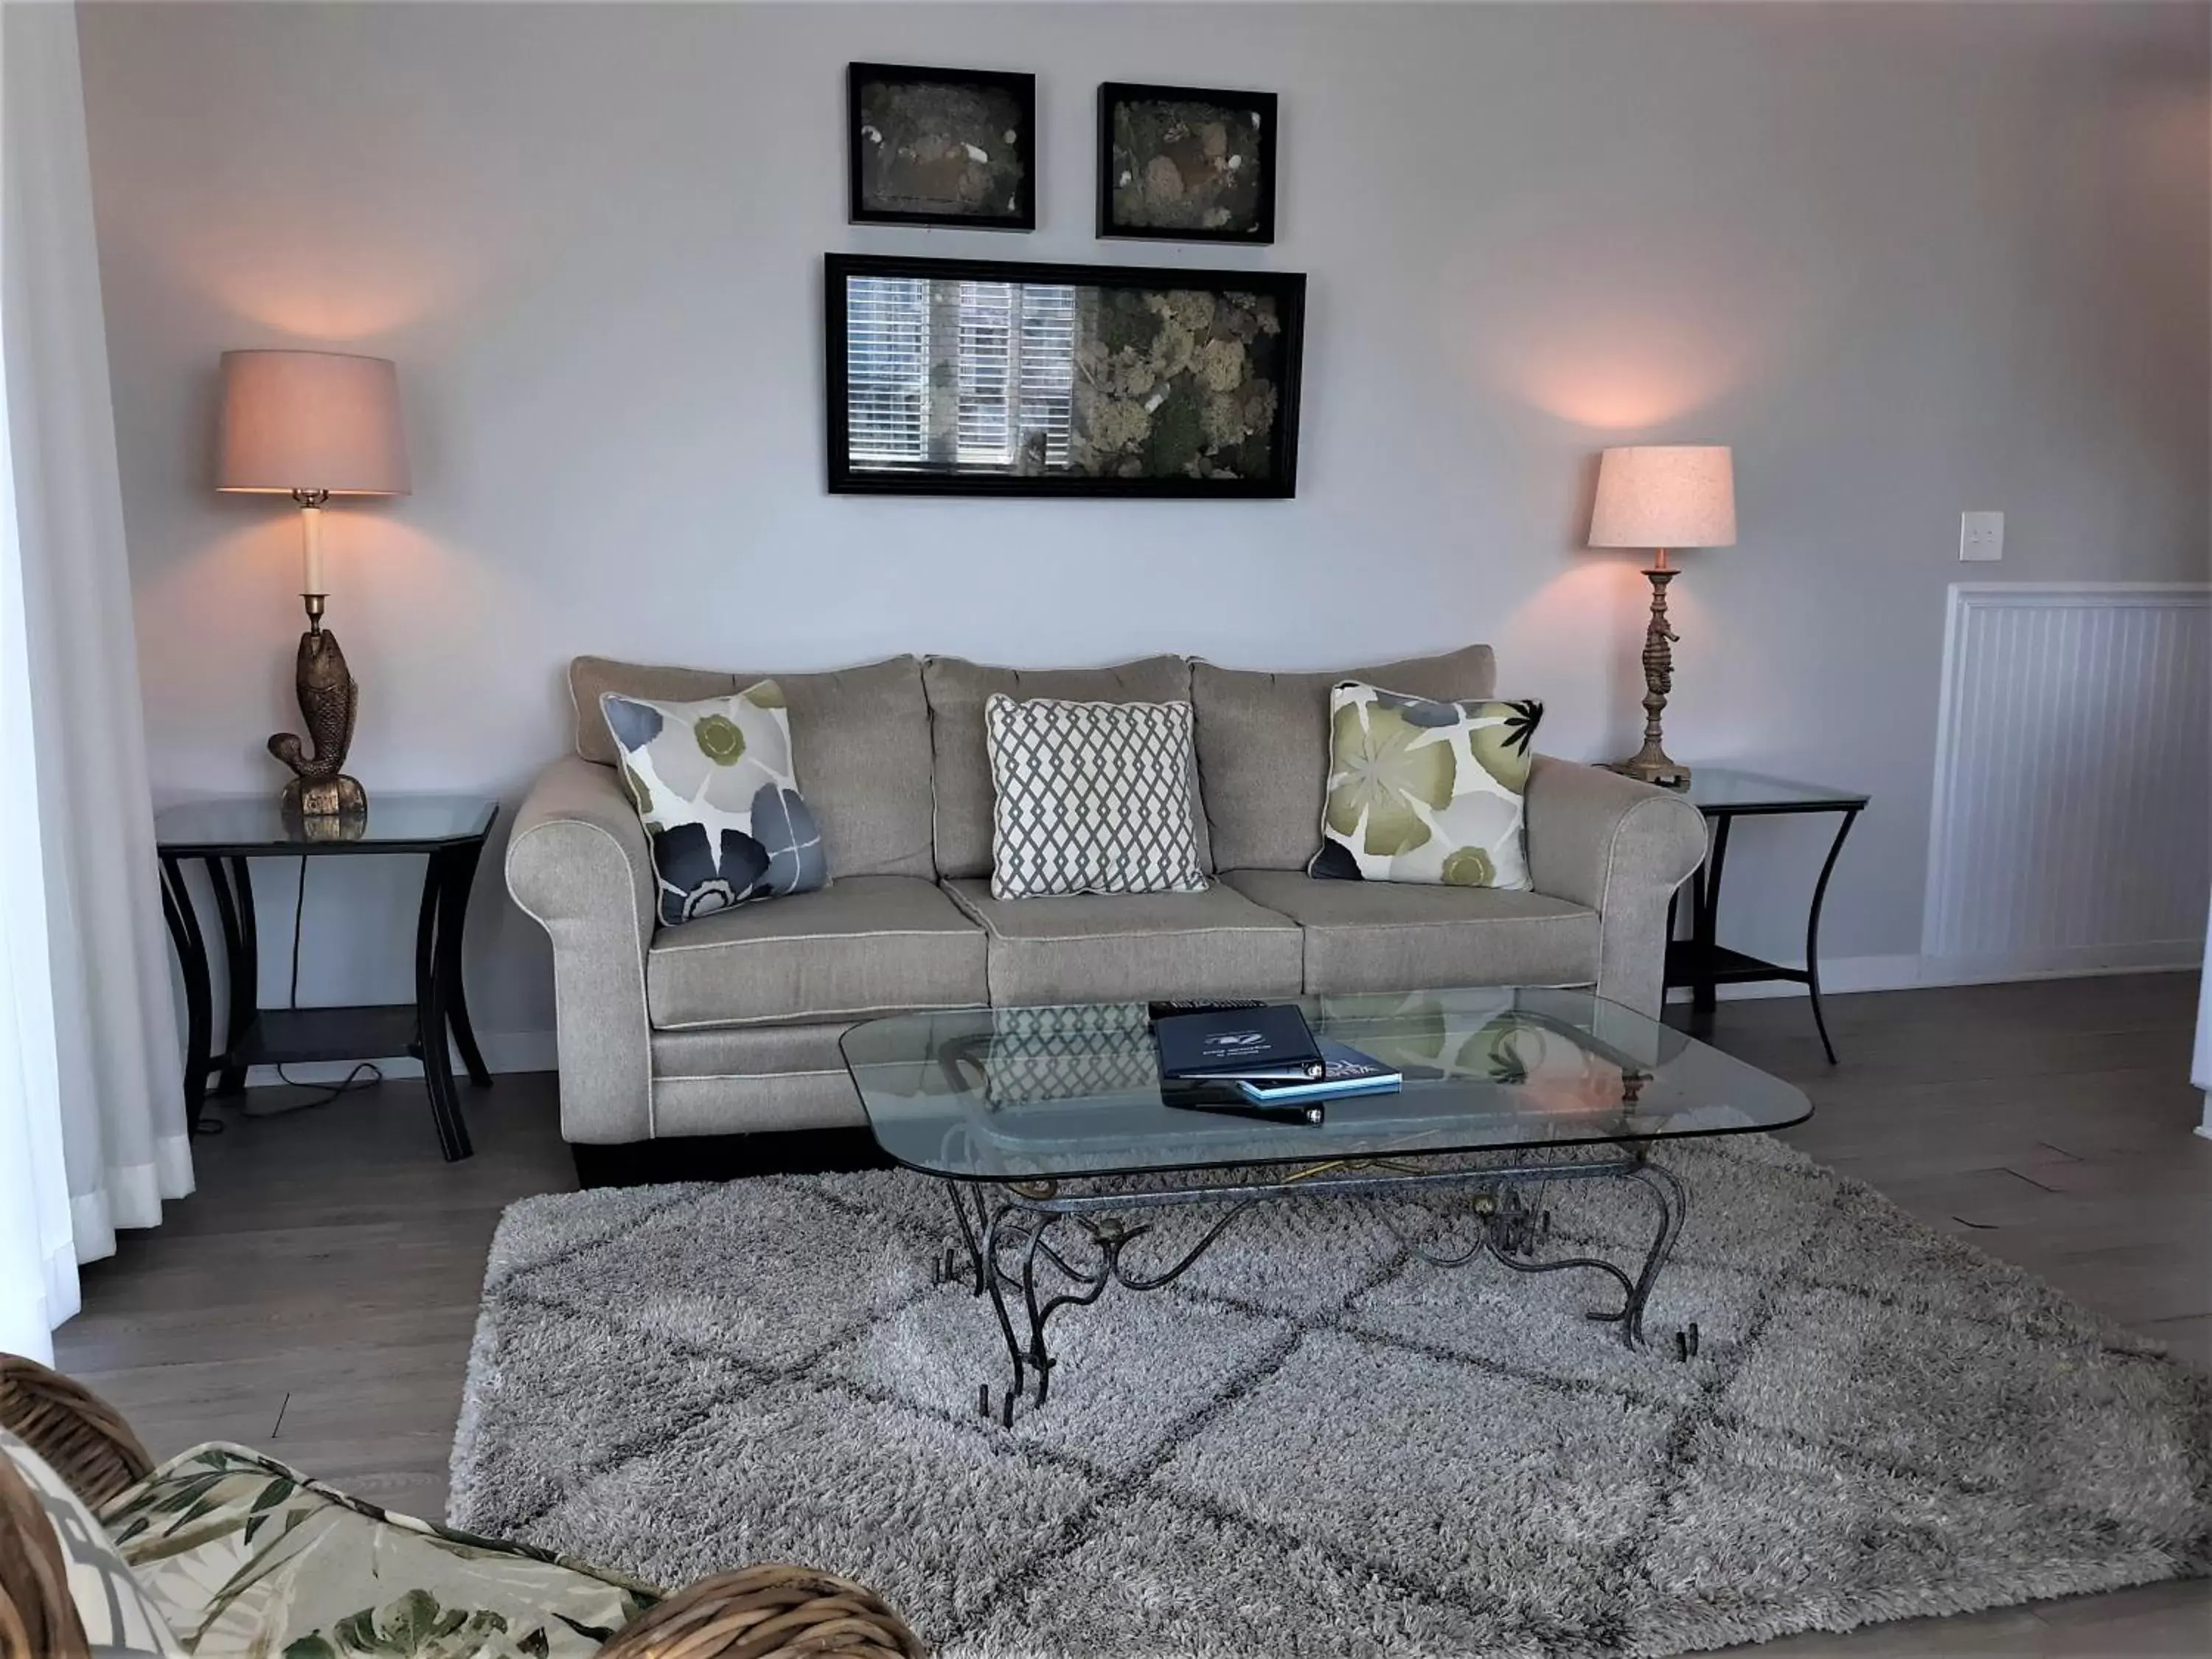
[1236,1040,1402,1105]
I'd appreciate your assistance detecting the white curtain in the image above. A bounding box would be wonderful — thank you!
[0,124,75,1361]
[1,0,190,1356]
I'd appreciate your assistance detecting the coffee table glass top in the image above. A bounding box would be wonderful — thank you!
[841,987,1811,1182]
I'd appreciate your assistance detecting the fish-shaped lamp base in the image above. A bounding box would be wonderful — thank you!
[269,599,368,835]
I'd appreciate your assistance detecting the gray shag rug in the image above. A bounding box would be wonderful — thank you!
[451,1135,2210,1658]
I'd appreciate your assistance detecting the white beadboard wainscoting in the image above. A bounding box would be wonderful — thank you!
[1922,582,2211,979]
[1680,581,2212,1009]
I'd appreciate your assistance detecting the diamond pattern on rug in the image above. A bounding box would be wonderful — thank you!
[823,1277,1295,1475]
[451,1298,757,1527]
[1795,1176,2133,1343]
[1341,1250,1765,1404]
[513,1179,940,1370]
[1166,1192,1408,1319]
[959,1491,1512,1659]
[451,1141,2212,1658]
[1154,1329,1677,1625]
[1629,1413,2192,1649]
[1724,1283,2211,1520]
[520,1383,1098,1641]
[984,694,1206,899]
[481,1183,703,1293]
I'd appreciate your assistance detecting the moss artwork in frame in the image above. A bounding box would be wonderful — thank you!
[824,253,1306,498]
[849,63,1037,230]
[1099,81,1278,243]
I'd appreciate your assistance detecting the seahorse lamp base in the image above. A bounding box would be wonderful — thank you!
[1607,563,1694,793]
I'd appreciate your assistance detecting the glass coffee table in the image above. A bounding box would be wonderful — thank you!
[841,987,1811,1424]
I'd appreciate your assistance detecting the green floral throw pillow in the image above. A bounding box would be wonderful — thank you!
[600,681,830,926]
[1308,681,1543,889]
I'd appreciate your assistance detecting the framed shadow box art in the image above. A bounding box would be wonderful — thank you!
[824,253,1305,498]
[1099,82,1277,243]
[849,63,1037,230]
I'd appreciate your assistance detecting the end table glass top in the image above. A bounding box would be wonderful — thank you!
[155,793,498,853]
[842,987,1811,1182]
[1678,768,1868,812]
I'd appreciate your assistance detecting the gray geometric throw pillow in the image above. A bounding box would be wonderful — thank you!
[984,695,1208,900]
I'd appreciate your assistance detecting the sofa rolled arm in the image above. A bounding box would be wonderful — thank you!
[507,757,656,1144]
[1524,755,1707,1020]
[595,1564,925,1659]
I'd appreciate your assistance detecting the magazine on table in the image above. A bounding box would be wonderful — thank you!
[1235,1039,1402,1106]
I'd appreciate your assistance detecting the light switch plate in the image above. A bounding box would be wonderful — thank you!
[1959,511,2004,562]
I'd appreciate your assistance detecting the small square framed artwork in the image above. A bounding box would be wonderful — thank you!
[1098,82,1277,243]
[849,63,1037,230]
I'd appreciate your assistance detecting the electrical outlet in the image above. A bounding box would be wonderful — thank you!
[1959,511,2004,562]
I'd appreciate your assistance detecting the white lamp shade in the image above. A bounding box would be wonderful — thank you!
[217,349,410,495]
[1587,445,1735,549]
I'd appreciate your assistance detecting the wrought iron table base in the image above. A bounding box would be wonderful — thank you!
[936,1153,1690,1425]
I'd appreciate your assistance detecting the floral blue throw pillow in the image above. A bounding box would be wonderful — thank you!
[600,682,830,925]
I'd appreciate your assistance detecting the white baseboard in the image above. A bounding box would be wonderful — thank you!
[243,1028,557,1088]
[1664,945,2200,1005]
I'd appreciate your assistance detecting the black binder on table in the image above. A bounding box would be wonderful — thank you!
[1154,1004,1326,1082]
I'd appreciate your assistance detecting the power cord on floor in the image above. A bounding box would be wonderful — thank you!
[272,854,384,1107]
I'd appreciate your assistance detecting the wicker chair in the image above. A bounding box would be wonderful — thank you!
[0,1354,922,1659]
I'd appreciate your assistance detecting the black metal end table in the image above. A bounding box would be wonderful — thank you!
[1664,768,1868,1065]
[153,793,498,1161]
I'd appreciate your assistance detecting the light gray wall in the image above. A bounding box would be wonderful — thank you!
[77,1,2210,1052]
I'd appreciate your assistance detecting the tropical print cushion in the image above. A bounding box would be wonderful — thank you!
[600,681,830,926]
[100,1444,656,1659]
[1,1426,182,1658]
[1307,681,1543,889]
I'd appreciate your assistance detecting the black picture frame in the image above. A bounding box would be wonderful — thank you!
[824,252,1306,498]
[1098,81,1279,244]
[848,62,1037,231]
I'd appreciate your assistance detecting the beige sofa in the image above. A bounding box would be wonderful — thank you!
[506,645,1707,1150]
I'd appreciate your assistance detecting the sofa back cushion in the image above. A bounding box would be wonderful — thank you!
[570,655,934,880]
[1192,644,1498,872]
[924,655,1206,880]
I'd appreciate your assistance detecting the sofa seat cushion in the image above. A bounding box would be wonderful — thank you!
[102,1442,655,1659]
[944,878,1304,1006]
[1221,868,1600,995]
[647,875,985,1029]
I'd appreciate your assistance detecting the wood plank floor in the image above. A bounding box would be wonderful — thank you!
[52,973,2212,1655]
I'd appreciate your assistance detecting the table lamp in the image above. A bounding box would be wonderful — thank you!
[216,349,409,825]
[1587,444,1736,790]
